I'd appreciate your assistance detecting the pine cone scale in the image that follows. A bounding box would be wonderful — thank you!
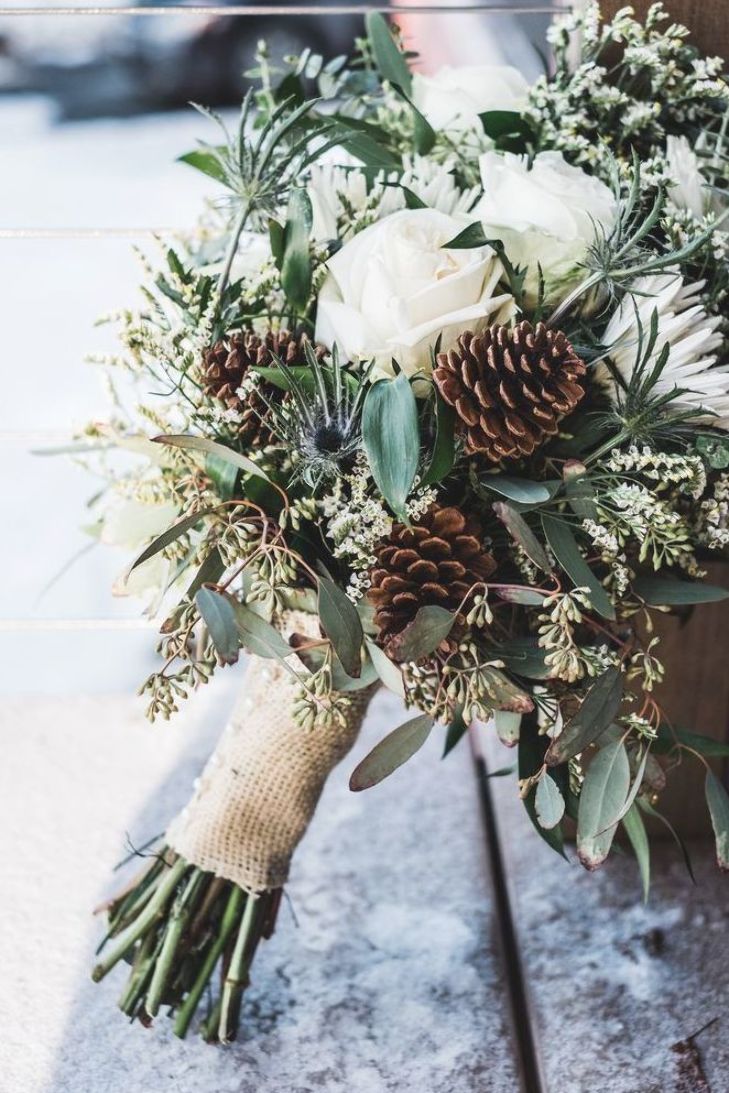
[368,503,497,660]
[434,321,586,463]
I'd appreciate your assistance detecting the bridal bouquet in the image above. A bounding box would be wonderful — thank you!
[85,3,729,1042]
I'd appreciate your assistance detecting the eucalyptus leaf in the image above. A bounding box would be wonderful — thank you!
[563,461,598,521]
[153,435,271,484]
[362,373,419,519]
[705,769,729,870]
[541,513,615,620]
[195,587,240,665]
[494,502,552,573]
[498,638,551,680]
[130,506,217,571]
[480,475,555,505]
[494,587,547,606]
[632,576,729,606]
[365,638,405,698]
[227,598,293,662]
[638,798,696,884]
[546,666,623,765]
[443,707,468,757]
[654,724,729,758]
[365,11,412,94]
[281,188,312,313]
[186,547,224,599]
[535,774,565,830]
[385,605,455,664]
[318,575,364,679]
[577,739,630,869]
[483,669,534,714]
[622,803,651,902]
[421,395,456,487]
[518,719,567,858]
[205,453,238,500]
[349,713,433,791]
[695,433,729,469]
[494,709,521,747]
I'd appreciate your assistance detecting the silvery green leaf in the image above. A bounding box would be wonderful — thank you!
[546,666,623,765]
[494,502,552,573]
[365,639,405,698]
[363,372,419,520]
[385,605,455,664]
[349,713,433,791]
[494,710,522,747]
[541,513,615,621]
[577,739,630,870]
[318,576,363,679]
[622,803,651,902]
[195,587,240,666]
[705,770,729,871]
[535,774,565,830]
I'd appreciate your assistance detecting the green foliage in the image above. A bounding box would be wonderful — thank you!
[362,372,420,520]
[349,713,433,790]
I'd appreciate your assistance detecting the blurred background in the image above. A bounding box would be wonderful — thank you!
[0,0,557,695]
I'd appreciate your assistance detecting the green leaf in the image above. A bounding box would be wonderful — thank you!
[577,739,630,869]
[365,638,405,698]
[494,502,552,573]
[227,597,293,662]
[349,713,433,790]
[130,506,217,571]
[541,513,616,620]
[486,764,516,778]
[535,774,566,830]
[291,641,377,692]
[480,475,555,505]
[546,666,623,765]
[385,604,455,664]
[281,188,312,313]
[366,11,412,94]
[483,668,534,714]
[317,576,364,679]
[563,461,598,521]
[622,804,651,902]
[195,587,240,665]
[499,638,551,680]
[205,453,238,500]
[632,576,729,606]
[329,117,402,170]
[654,724,729,758]
[153,435,271,484]
[494,709,521,746]
[401,185,427,210]
[178,149,227,184]
[638,798,696,884]
[442,221,489,249]
[421,395,455,487]
[695,433,729,469]
[186,547,224,599]
[362,372,419,519]
[494,587,547,606]
[705,770,729,870]
[518,719,567,858]
[268,217,285,269]
[443,707,468,757]
[479,109,528,143]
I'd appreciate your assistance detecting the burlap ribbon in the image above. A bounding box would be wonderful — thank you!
[167,615,377,892]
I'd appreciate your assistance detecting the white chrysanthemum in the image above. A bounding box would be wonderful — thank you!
[307,153,476,241]
[601,272,728,427]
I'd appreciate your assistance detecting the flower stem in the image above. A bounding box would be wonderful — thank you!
[92,857,187,983]
[172,885,245,1040]
[218,892,259,1044]
[144,869,205,1017]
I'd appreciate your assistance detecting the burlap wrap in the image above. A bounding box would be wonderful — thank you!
[166,615,376,893]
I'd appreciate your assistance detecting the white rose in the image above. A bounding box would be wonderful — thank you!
[412,64,530,133]
[476,150,617,305]
[665,135,707,219]
[314,208,514,377]
[100,496,179,551]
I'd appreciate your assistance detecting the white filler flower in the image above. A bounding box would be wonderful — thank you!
[601,272,729,427]
[412,64,530,133]
[476,150,617,305]
[314,207,514,376]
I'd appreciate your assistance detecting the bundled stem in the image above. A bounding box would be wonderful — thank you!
[92,847,282,1042]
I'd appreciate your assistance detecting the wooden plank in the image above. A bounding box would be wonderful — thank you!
[482,726,729,1093]
[600,1,729,62]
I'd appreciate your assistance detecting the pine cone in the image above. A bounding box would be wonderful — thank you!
[433,321,586,463]
[368,504,496,660]
[202,329,316,446]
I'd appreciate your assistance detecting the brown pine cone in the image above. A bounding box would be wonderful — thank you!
[433,321,586,463]
[202,329,317,446]
[368,504,496,660]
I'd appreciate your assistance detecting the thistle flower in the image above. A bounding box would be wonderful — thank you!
[599,272,729,427]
